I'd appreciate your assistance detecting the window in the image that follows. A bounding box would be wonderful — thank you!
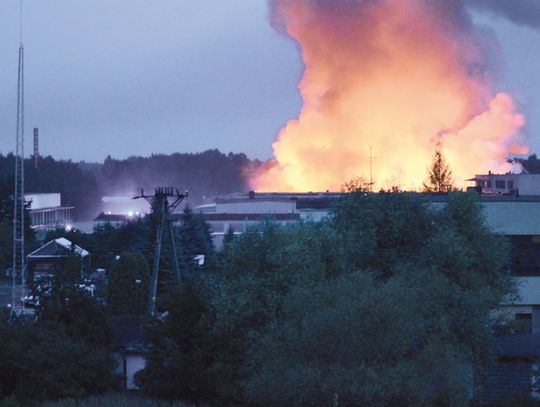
[515,313,532,333]
[508,180,514,190]
[509,235,540,275]
[485,180,492,188]
[495,180,506,189]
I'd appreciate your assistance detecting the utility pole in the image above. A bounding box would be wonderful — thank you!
[134,187,187,317]
[12,0,26,316]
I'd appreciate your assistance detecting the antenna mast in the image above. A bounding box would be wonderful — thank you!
[12,0,26,315]
[369,146,377,191]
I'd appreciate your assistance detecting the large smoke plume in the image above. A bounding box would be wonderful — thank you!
[251,0,529,191]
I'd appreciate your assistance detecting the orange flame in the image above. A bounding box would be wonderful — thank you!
[251,0,528,192]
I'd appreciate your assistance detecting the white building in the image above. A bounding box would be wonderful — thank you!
[470,172,540,196]
[25,193,73,231]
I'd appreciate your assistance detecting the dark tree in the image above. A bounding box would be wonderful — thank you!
[136,277,218,403]
[423,141,455,193]
[107,252,151,316]
[36,255,112,348]
[0,322,116,402]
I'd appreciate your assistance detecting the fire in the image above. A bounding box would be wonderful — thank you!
[251,0,528,192]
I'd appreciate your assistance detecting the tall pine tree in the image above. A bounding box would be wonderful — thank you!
[423,141,455,193]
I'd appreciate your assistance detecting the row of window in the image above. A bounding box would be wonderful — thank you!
[30,209,72,227]
[481,179,514,190]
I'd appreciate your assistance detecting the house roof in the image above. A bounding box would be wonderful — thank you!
[27,238,90,259]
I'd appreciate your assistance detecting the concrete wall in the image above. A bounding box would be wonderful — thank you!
[25,193,61,209]
[482,202,540,235]
[126,354,146,389]
[517,175,540,196]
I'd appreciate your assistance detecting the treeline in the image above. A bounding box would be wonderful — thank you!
[0,154,101,221]
[81,150,252,207]
[1,191,517,406]
[519,154,540,174]
[0,150,253,221]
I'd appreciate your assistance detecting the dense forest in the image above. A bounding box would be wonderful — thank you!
[0,150,254,220]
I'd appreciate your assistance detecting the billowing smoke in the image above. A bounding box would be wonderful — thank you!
[251,0,528,192]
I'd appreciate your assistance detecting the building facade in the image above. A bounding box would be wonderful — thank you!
[26,193,74,231]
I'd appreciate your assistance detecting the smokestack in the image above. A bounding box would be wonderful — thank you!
[33,127,39,168]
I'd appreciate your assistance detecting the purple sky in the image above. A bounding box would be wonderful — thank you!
[0,0,539,162]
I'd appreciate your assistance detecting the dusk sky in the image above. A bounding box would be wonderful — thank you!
[1,0,540,163]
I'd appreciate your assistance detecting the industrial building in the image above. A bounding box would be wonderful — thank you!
[26,193,73,231]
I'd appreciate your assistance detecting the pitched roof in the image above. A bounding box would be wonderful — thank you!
[27,238,90,258]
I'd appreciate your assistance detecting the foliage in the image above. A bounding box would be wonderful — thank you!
[423,141,455,193]
[0,321,116,402]
[36,256,113,348]
[239,192,513,406]
[153,207,215,312]
[107,252,150,316]
[0,177,36,271]
[134,192,513,405]
[84,150,251,208]
[245,271,471,407]
[0,256,119,403]
[0,154,100,220]
[517,154,540,174]
[93,219,154,269]
[210,221,347,403]
[332,191,433,276]
[340,176,371,192]
[176,207,214,274]
[136,277,217,403]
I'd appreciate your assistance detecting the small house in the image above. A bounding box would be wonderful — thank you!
[26,237,90,280]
